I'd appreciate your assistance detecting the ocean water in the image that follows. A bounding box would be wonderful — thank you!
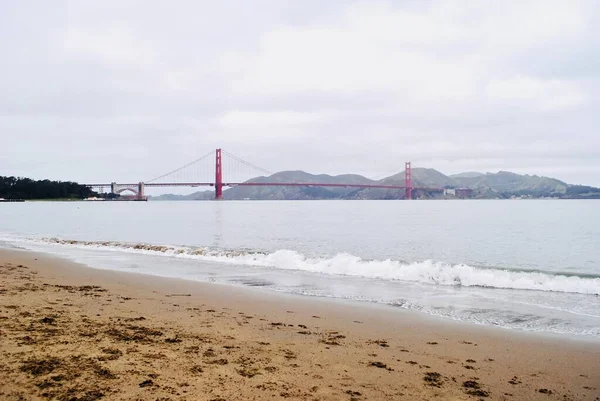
[1,200,599,338]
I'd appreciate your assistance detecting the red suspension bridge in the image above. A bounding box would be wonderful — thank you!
[86,148,441,200]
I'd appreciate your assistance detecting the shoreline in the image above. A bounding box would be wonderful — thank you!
[12,245,598,343]
[17,245,600,345]
[5,238,600,341]
[3,245,600,345]
[1,248,599,400]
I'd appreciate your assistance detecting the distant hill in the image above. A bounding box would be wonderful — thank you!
[222,171,375,200]
[452,171,569,197]
[151,171,376,201]
[449,172,484,178]
[151,191,213,201]
[343,168,456,200]
[380,168,456,187]
[149,169,600,200]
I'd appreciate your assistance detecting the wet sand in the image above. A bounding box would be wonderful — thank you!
[0,249,599,401]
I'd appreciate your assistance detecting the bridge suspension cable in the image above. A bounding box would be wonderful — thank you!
[370,170,403,181]
[145,150,214,183]
[222,150,272,177]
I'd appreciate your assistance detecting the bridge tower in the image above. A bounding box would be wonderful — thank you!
[405,162,413,200]
[137,182,145,200]
[215,148,223,200]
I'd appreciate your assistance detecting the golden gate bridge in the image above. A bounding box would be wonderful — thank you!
[86,148,443,200]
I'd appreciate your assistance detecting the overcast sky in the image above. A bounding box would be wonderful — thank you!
[1,0,599,191]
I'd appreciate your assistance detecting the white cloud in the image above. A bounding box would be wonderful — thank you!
[63,23,157,68]
[1,0,600,186]
[215,110,328,129]
[227,6,480,104]
[226,0,591,111]
[485,76,587,111]
[478,0,588,50]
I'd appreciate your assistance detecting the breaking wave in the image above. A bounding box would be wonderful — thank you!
[31,238,600,296]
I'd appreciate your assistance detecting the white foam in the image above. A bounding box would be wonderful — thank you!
[6,237,600,295]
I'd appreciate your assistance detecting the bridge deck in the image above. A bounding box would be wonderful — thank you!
[86,182,442,191]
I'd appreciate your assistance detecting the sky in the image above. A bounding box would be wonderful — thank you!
[1,0,600,192]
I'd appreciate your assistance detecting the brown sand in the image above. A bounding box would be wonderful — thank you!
[0,249,598,401]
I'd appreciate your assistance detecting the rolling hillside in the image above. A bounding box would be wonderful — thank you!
[453,171,569,197]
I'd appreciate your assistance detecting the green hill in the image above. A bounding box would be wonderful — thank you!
[344,168,455,200]
[453,171,569,197]
[449,172,484,178]
[221,171,375,200]
[150,171,376,200]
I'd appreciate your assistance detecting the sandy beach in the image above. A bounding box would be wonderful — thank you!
[0,249,598,401]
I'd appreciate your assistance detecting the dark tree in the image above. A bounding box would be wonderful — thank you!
[0,176,98,200]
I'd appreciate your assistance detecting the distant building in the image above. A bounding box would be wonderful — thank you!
[443,188,473,198]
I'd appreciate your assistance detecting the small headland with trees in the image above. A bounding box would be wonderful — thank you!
[0,176,104,201]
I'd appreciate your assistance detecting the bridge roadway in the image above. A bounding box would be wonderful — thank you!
[86,182,443,191]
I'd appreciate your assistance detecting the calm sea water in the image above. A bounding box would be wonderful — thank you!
[1,200,599,338]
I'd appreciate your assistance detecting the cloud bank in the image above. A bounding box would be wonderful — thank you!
[1,0,599,188]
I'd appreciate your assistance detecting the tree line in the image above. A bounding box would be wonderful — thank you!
[0,176,98,200]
